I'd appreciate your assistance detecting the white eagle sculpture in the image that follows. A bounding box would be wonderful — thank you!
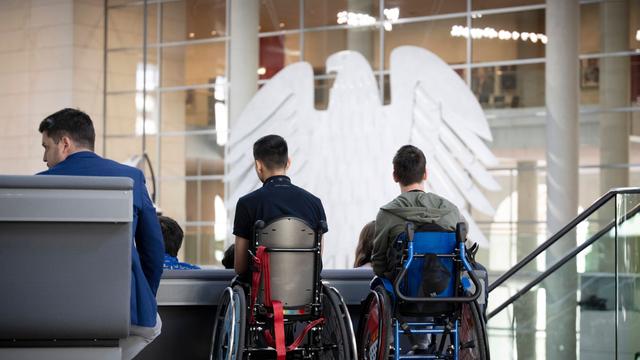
[225,46,500,268]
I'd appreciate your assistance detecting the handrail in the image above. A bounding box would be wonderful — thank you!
[487,195,640,320]
[489,187,640,293]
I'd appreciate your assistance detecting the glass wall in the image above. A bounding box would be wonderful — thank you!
[105,0,640,269]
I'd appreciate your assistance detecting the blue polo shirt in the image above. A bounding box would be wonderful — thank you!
[232,175,328,242]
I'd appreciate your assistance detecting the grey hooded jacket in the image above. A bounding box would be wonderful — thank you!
[371,190,466,277]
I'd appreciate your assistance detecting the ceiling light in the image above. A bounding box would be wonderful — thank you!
[279,22,285,28]
[450,25,546,45]
[636,30,640,41]
[188,32,195,38]
[211,30,217,36]
[257,67,266,75]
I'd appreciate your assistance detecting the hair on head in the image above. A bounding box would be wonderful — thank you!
[392,145,427,186]
[159,216,184,258]
[39,108,95,150]
[253,134,288,170]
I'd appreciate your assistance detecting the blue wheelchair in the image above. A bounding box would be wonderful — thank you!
[356,222,489,360]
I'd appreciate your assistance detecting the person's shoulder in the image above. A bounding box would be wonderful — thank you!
[238,187,263,204]
[291,183,322,203]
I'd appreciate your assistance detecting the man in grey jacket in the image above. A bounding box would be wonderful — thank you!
[371,145,467,278]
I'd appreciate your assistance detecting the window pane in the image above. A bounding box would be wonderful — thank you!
[385,0,466,18]
[304,28,379,74]
[107,49,158,92]
[161,42,226,88]
[160,87,226,132]
[260,0,300,32]
[260,34,301,80]
[581,1,640,54]
[314,75,336,110]
[304,0,379,29]
[105,92,137,136]
[108,4,143,49]
[159,134,224,179]
[471,9,546,63]
[384,18,467,68]
[472,0,543,11]
[183,225,226,267]
[471,63,544,109]
[162,0,226,43]
[580,55,640,107]
[104,136,142,164]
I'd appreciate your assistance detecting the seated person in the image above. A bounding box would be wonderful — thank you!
[371,145,467,279]
[353,221,375,268]
[233,134,328,277]
[159,216,200,270]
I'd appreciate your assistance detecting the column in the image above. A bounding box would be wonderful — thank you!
[229,0,259,126]
[515,161,538,360]
[545,0,579,359]
[599,0,629,196]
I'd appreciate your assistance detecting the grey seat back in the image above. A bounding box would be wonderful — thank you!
[256,217,319,309]
[0,175,133,340]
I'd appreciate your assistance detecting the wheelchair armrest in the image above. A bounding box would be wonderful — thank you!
[392,241,482,303]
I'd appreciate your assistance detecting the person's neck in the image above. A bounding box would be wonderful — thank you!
[68,147,92,156]
[261,171,287,183]
[400,183,424,193]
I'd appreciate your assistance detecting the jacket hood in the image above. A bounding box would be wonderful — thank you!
[380,191,457,224]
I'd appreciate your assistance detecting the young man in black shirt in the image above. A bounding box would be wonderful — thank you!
[232,134,328,275]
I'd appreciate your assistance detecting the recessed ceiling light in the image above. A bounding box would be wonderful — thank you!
[188,32,195,38]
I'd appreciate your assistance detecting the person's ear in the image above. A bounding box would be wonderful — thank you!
[423,167,428,181]
[392,171,400,183]
[285,157,291,171]
[60,136,73,153]
[255,160,263,174]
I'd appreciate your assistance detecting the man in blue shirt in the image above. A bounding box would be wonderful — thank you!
[233,134,328,276]
[159,215,200,270]
[38,108,164,360]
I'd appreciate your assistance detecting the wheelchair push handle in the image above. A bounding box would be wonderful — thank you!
[393,222,482,303]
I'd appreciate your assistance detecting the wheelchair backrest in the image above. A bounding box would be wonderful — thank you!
[254,217,321,310]
[398,226,457,299]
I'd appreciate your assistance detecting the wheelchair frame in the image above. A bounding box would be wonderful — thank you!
[357,222,489,360]
[210,217,355,360]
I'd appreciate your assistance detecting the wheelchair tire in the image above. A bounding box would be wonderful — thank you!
[356,285,392,360]
[324,285,357,359]
[210,285,246,360]
[459,301,489,360]
[320,284,352,360]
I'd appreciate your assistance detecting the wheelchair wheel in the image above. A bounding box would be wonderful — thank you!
[356,285,392,360]
[320,285,352,360]
[210,285,246,360]
[459,301,489,360]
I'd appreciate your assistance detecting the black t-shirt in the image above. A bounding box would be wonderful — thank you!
[232,175,328,242]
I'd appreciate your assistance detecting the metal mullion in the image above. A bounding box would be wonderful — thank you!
[103,0,109,156]
[158,83,217,93]
[378,0,384,101]
[466,0,472,85]
[579,51,640,60]
[142,0,148,155]
[107,36,229,53]
[107,0,180,10]
[471,4,546,17]
[155,0,162,205]
[299,0,304,61]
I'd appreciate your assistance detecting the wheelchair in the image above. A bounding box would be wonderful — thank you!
[210,217,356,359]
[356,222,489,360]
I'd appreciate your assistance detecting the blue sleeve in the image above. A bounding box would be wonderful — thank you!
[135,171,164,295]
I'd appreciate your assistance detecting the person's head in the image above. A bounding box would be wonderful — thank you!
[354,221,376,268]
[253,134,290,182]
[159,216,184,257]
[39,108,95,168]
[392,145,427,188]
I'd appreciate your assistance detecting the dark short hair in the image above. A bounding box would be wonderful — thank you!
[253,134,288,170]
[38,108,95,150]
[393,145,427,186]
[159,216,184,257]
